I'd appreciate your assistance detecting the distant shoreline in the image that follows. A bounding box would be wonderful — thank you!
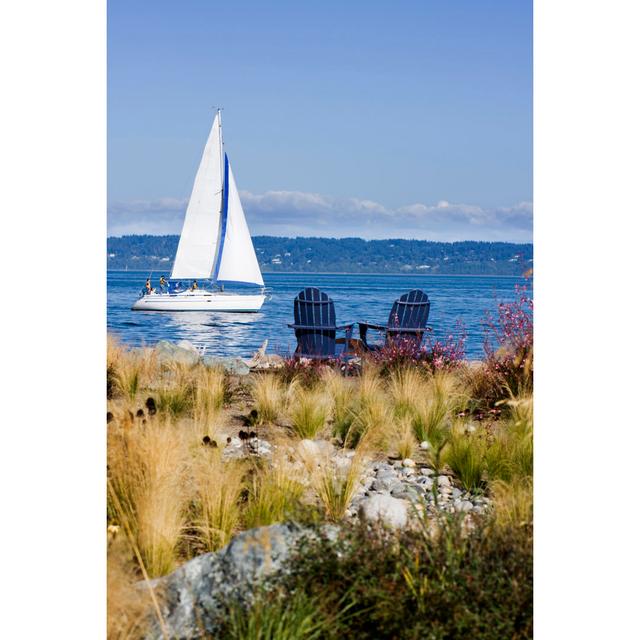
[107,269,527,279]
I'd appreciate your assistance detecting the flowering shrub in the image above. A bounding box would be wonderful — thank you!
[277,355,342,386]
[483,283,533,398]
[426,323,467,370]
[367,324,466,374]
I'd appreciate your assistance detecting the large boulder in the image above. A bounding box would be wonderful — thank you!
[154,340,200,366]
[145,523,335,639]
[202,356,250,376]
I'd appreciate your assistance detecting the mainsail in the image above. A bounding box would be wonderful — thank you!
[171,112,264,287]
[171,113,224,280]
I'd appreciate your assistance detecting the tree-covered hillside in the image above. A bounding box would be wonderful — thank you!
[107,235,533,275]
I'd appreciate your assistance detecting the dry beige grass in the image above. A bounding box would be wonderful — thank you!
[410,370,465,448]
[394,415,417,460]
[251,373,286,424]
[244,454,306,528]
[191,449,246,552]
[490,477,533,529]
[321,368,354,421]
[108,417,188,577]
[287,384,332,439]
[107,547,154,640]
[108,336,159,401]
[340,366,392,449]
[321,369,357,442]
[310,451,365,522]
[192,364,226,430]
[388,366,428,418]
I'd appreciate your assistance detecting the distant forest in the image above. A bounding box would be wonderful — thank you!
[107,235,533,276]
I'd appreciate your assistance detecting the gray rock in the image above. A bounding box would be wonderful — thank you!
[416,476,434,490]
[455,500,474,513]
[154,340,200,366]
[388,481,406,494]
[146,523,336,639]
[358,494,408,529]
[437,475,452,488]
[371,478,393,492]
[202,356,250,376]
[391,486,420,501]
[419,467,435,477]
[375,469,397,482]
[176,340,200,354]
[451,488,462,499]
[223,437,273,460]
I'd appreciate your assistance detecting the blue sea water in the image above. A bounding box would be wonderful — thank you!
[107,271,530,360]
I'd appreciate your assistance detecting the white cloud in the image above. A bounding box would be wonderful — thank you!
[108,190,533,242]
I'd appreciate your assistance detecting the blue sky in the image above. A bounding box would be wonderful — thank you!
[108,0,532,241]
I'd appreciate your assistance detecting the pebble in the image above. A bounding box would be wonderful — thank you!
[419,441,431,450]
[415,476,434,489]
[402,458,416,468]
[358,495,408,529]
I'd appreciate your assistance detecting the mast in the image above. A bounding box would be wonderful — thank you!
[217,109,224,198]
[211,108,227,281]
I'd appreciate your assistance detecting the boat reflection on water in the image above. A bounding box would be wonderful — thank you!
[162,311,266,356]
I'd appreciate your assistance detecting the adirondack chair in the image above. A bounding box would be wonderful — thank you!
[288,287,354,359]
[358,289,431,351]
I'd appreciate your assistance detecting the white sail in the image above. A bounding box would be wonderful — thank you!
[213,155,264,286]
[171,113,223,280]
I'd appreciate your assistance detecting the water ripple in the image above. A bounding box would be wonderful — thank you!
[107,271,529,359]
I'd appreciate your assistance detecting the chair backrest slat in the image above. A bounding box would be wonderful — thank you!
[293,287,337,358]
[386,289,430,346]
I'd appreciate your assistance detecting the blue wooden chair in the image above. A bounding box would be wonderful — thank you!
[358,289,431,351]
[288,287,354,359]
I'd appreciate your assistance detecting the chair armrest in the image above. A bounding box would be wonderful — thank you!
[335,323,354,330]
[387,327,430,334]
[358,321,386,348]
[358,321,386,332]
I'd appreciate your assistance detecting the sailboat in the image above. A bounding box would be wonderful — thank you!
[132,110,267,312]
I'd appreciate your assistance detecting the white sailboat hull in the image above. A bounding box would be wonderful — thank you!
[131,290,266,312]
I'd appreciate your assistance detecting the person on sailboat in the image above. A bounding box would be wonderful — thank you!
[191,280,199,291]
[145,278,152,294]
[159,275,167,292]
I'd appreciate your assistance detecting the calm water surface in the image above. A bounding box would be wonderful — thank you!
[107,271,528,359]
